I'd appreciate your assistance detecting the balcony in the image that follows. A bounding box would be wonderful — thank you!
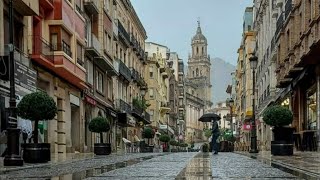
[117,20,130,46]
[139,49,145,60]
[118,60,131,82]
[7,0,39,16]
[4,45,30,65]
[160,102,171,114]
[84,0,99,15]
[40,0,54,11]
[284,0,292,19]
[116,99,131,113]
[131,68,138,82]
[53,41,72,58]
[137,75,147,87]
[143,111,151,124]
[130,33,138,51]
[95,56,117,76]
[131,103,143,119]
[85,33,100,57]
[31,36,54,65]
[275,13,284,36]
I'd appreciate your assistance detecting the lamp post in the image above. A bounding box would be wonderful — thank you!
[4,0,24,166]
[249,54,259,153]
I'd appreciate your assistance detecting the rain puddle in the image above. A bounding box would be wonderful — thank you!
[51,155,157,180]
[175,153,212,179]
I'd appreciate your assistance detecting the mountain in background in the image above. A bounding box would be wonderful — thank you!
[211,58,236,106]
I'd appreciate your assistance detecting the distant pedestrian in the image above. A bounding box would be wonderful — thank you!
[211,120,220,154]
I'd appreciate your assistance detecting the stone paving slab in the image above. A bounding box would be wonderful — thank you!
[212,153,296,179]
[86,152,198,180]
[0,153,164,179]
[236,151,320,179]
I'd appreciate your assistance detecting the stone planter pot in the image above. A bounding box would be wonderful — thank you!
[22,143,50,163]
[94,143,111,155]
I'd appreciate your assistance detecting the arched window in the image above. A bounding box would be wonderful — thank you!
[196,47,199,54]
[202,47,204,55]
[196,68,199,76]
[193,71,195,77]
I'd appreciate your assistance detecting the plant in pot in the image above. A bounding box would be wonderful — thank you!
[263,105,294,156]
[169,140,178,152]
[142,127,155,152]
[159,134,170,152]
[17,91,57,163]
[88,116,111,155]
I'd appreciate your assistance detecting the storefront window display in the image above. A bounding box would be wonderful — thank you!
[307,87,317,130]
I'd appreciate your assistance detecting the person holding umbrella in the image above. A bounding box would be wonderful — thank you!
[198,113,221,155]
[211,120,220,154]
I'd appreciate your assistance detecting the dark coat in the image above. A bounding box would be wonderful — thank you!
[212,121,220,136]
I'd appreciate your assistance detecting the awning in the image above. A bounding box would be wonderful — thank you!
[122,137,131,144]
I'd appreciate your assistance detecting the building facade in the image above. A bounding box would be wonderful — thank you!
[275,0,320,149]
[185,21,212,143]
[144,42,172,134]
[235,7,256,143]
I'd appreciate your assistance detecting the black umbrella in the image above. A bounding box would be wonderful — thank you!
[198,113,221,122]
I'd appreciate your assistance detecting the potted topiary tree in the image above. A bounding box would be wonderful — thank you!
[89,116,111,155]
[17,91,57,163]
[142,127,155,152]
[159,134,170,152]
[263,105,294,156]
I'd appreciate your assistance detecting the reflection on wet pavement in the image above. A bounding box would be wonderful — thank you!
[176,153,212,180]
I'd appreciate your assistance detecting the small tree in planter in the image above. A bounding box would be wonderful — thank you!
[89,116,111,155]
[263,105,293,156]
[17,91,57,163]
[142,127,155,152]
[159,134,170,152]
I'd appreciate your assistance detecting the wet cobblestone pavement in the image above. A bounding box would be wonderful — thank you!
[0,152,303,179]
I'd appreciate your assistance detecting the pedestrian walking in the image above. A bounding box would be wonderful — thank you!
[211,120,220,154]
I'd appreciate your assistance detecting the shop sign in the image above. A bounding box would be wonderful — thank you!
[15,61,37,92]
[243,124,251,130]
[85,95,96,106]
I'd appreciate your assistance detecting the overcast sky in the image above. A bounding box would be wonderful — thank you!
[131,0,253,65]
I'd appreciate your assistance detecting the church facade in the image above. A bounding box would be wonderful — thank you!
[185,21,213,143]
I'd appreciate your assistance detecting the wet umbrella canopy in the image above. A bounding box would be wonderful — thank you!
[198,113,221,122]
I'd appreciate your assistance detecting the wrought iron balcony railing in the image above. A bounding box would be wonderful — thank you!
[119,60,131,81]
[116,99,131,113]
[285,0,292,19]
[275,13,284,36]
[118,20,130,43]
[33,36,54,63]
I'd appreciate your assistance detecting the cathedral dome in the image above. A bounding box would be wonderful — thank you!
[192,21,207,43]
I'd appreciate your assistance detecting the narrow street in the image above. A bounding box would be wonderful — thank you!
[0,152,300,180]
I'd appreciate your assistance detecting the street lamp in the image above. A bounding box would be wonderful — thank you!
[249,54,259,153]
[4,0,23,166]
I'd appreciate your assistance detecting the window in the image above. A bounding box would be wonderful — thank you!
[107,77,113,99]
[51,34,58,50]
[77,43,84,66]
[149,66,154,78]
[149,88,154,99]
[104,32,112,55]
[149,110,154,121]
[86,59,93,85]
[96,71,104,93]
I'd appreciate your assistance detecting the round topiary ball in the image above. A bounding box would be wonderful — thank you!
[88,116,110,133]
[142,127,154,139]
[263,105,293,127]
[17,91,57,121]
[159,134,170,142]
